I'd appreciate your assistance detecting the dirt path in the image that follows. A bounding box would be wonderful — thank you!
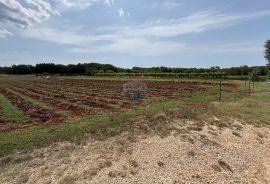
[1,117,270,184]
[262,155,270,183]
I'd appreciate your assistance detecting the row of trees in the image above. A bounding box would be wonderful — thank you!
[0,63,268,76]
[0,63,118,76]
[0,39,269,76]
[127,66,268,76]
[265,40,270,69]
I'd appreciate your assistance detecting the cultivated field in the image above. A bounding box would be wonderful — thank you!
[1,76,270,183]
[0,77,211,132]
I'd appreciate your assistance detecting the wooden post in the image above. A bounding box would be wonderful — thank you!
[248,81,251,96]
[219,79,222,102]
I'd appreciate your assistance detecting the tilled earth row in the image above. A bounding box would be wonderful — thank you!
[0,78,213,132]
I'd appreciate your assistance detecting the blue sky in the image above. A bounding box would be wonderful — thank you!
[0,0,269,68]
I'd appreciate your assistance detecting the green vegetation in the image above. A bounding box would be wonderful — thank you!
[95,72,227,79]
[4,87,51,110]
[265,40,270,66]
[218,160,233,172]
[0,79,269,159]
[95,72,268,81]
[227,75,267,81]
[0,62,268,78]
[250,69,259,82]
[0,94,28,124]
[0,90,214,157]
[129,160,139,168]
[187,151,196,157]
[215,82,270,125]
[60,75,228,86]
[157,161,165,167]
[3,87,69,116]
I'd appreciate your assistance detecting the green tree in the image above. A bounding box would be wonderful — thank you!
[250,70,259,81]
[250,69,259,89]
[265,40,270,67]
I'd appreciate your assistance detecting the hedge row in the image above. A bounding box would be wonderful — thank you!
[95,72,227,79]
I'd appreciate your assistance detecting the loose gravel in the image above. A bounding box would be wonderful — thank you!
[0,117,270,184]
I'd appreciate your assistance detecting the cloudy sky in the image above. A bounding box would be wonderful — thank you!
[0,0,269,68]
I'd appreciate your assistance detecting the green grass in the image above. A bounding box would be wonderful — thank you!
[227,75,268,81]
[58,76,228,85]
[0,91,215,157]
[57,110,69,117]
[0,79,269,158]
[2,86,70,116]
[215,82,270,125]
[0,94,28,124]
[3,87,51,110]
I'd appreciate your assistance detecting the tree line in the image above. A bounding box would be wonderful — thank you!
[0,63,268,76]
[0,40,270,76]
[0,63,118,76]
[0,39,269,76]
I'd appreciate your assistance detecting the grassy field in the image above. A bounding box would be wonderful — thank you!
[59,75,229,85]
[0,76,269,158]
[215,82,270,125]
[0,95,28,124]
[0,91,213,157]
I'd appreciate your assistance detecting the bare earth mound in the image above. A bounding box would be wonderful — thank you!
[0,116,270,184]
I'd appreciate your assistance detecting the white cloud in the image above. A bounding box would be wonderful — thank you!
[0,28,13,38]
[59,0,101,9]
[19,9,270,56]
[70,38,185,56]
[104,0,114,7]
[0,0,116,39]
[161,2,183,9]
[0,0,59,28]
[121,10,270,38]
[20,25,184,56]
[58,0,115,9]
[21,26,117,45]
[118,8,125,17]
